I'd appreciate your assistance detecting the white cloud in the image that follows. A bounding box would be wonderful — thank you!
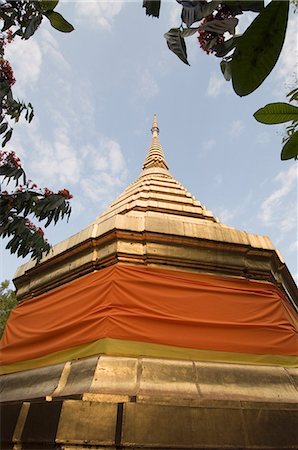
[207,72,226,98]
[39,29,70,71]
[137,68,159,100]
[28,126,81,186]
[80,136,127,203]
[214,174,223,186]
[229,120,245,138]
[218,207,237,224]
[81,178,110,203]
[203,138,216,151]
[75,0,124,30]
[255,132,270,145]
[9,132,27,160]
[82,137,126,176]
[198,138,217,160]
[289,240,298,253]
[259,165,298,226]
[5,37,42,95]
[22,122,127,206]
[168,2,182,27]
[108,140,126,175]
[4,26,70,100]
[279,202,298,233]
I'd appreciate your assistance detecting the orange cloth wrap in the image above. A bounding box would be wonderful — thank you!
[1,265,297,367]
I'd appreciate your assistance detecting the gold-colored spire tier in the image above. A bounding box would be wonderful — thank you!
[142,114,169,171]
[103,114,217,222]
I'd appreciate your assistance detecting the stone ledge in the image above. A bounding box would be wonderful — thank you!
[1,356,297,404]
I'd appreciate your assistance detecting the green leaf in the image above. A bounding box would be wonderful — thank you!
[1,16,15,32]
[223,1,264,13]
[0,81,10,98]
[213,36,237,57]
[29,109,34,123]
[180,28,199,38]
[281,132,298,160]
[45,11,74,32]
[164,28,190,65]
[254,102,298,124]
[198,17,238,34]
[2,129,12,147]
[220,59,232,81]
[287,87,298,103]
[24,14,43,39]
[179,1,220,27]
[143,1,161,18]
[231,1,289,97]
[0,123,8,134]
[39,1,59,11]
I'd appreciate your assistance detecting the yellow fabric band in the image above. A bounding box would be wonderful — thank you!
[1,338,297,375]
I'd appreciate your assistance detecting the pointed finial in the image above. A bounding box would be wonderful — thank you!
[151,113,159,136]
[142,114,169,172]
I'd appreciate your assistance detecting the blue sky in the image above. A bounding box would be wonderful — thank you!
[1,1,297,284]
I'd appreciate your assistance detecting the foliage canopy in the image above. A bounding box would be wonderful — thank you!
[143,0,297,160]
[0,280,17,338]
[0,0,74,262]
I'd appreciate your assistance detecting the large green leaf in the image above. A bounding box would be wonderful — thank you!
[224,1,264,13]
[45,11,74,32]
[143,1,161,18]
[231,1,289,97]
[254,102,298,124]
[164,28,189,65]
[281,132,298,160]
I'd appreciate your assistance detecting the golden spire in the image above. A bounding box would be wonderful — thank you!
[151,113,159,136]
[142,114,169,171]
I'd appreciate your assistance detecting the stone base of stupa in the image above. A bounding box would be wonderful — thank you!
[1,355,297,449]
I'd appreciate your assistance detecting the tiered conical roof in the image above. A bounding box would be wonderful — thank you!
[97,114,218,223]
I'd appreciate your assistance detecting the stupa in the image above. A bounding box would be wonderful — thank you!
[1,116,297,449]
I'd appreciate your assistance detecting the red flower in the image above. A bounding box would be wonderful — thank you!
[44,187,54,197]
[0,150,21,168]
[0,59,16,86]
[25,218,37,233]
[6,30,13,44]
[197,5,236,55]
[37,227,44,237]
[58,188,73,200]
[25,220,44,237]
